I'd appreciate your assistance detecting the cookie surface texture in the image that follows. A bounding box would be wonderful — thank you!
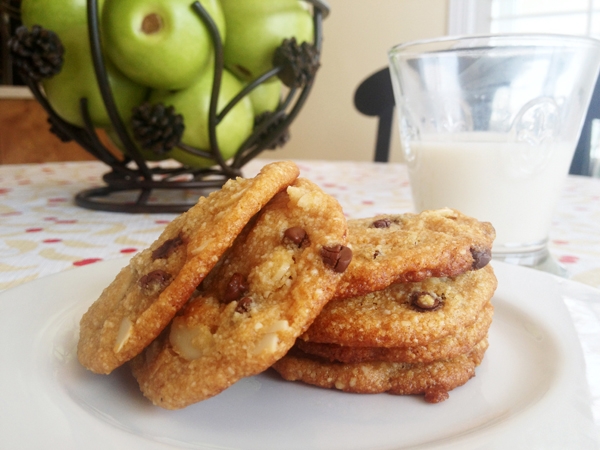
[301,264,497,347]
[77,161,300,374]
[296,301,493,364]
[130,178,351,409]
[337,209,495,299]
[272,338,489,403]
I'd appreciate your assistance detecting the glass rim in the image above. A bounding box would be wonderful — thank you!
[388,33,600,57]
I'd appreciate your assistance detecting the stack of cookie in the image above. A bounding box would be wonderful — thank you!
[273,211,497,403]
[76,161,496,409]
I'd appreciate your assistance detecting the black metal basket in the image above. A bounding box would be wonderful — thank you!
[12,0,329,213]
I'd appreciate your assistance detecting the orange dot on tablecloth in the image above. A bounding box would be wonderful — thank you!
[43,239,62,243]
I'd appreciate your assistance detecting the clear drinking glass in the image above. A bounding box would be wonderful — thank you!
[388,34,600,274]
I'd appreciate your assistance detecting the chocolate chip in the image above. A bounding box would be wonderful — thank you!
[283,226,309,247]
[235,297,252,313]
[152,234,183,260]
[470,246,492,270]
[372,218,391,228]
[373,249,381,259]
[336,246,353,272]
[139,270,171,290]
[410,291,443,311]
[223,273,248,303]
[321,245,341,267]
[321,245,353,273]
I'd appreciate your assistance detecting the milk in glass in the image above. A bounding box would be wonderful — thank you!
[407,134,574,253]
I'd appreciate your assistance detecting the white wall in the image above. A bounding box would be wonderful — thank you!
[276,0,449,162]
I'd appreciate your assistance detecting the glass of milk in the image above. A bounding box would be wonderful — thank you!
[388,34,600,274]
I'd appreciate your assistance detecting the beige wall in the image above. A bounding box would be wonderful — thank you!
[277,0,449,162]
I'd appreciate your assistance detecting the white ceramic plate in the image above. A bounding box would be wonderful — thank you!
[0,259,597,450]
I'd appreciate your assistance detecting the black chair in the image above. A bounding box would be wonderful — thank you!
[353,67,395,163]
[354,66,599,175]
[570,74,600,176]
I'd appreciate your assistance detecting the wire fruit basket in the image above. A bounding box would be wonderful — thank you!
[8,0,329,213]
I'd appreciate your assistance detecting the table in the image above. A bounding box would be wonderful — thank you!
[2,159,600,291]
[1,158,600,439]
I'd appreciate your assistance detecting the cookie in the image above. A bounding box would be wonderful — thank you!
[301,264,497,347]
[130,178,351,409]
[296,301,493,364]
[337,209,495,299]
[273,338,488,403]
[77,161,300,374]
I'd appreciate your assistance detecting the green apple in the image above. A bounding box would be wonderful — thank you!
[21,0,105,35]
[149,68,253,168]
[21,0,147,128]
[248,78,282,116]
[41,28,148,128]
[101,0,226,90]
[221,0,313,81]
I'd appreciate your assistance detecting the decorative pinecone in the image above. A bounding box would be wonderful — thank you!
[255,112,291,150]
[8,25,64,82]
[273,38,320,89]
[47,116,73,142]
[131,102,185,155]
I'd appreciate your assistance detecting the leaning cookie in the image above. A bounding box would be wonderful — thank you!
[77,161,300,375]
[272,338,489,403]
[301,264,497,348]
[337,209,495,299]
[130,178,352,409]
[296,301,493,364]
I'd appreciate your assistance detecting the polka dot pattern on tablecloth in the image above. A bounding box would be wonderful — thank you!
[2,159,600,290]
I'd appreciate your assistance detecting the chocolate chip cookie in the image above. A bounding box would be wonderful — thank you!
[77,161,300,374]
[337,209,495,299]
[296,301,493,364]
[273,337,489,403]
[300,264,497,348]
[130,178,351,409]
